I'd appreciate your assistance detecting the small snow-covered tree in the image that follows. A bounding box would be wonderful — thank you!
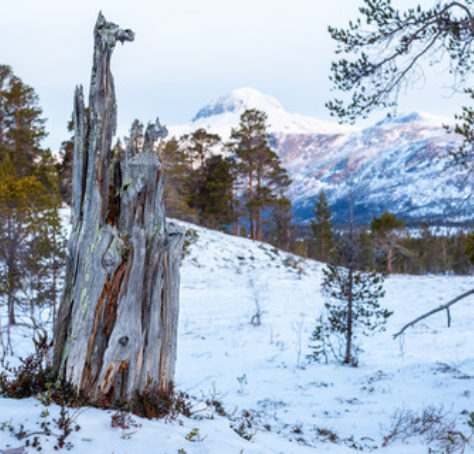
[308,264,389,366]
[308,192,392,366]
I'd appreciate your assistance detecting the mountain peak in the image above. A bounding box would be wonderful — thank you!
[192,87,283,122]
[169,87,359,138]
[375,111,453,127]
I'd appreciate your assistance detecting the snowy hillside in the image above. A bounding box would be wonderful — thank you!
[1,222,474,453]
[169,88,473,225]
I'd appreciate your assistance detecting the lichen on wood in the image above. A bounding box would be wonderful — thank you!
[53,12,183,403]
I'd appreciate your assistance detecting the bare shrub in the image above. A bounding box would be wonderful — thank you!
[248,278,267,327]
[382,406,473,453]
[292,314,306,369]
[110,410,141,439]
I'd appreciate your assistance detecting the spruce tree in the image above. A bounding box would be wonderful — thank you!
[311,190,334,262]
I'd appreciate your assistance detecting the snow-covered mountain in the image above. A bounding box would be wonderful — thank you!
[169,88,473,225]
[175,87,358,137]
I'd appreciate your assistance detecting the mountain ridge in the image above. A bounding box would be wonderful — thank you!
[168,88,473,225]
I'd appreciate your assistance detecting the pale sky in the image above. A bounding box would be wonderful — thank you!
[0,0,467,151]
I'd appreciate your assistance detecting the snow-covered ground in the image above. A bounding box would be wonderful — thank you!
[1,221,473,453]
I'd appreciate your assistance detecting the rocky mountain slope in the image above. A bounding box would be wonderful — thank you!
[169,88,473,225]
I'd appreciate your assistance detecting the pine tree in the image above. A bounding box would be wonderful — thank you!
[0,65,47,177]
[0,67,65,328]
[193,155,236,230]
[229,109,290,240]
[162,133,236,227]
[0,158,64,326]
[370,211,405,274]
[310,263,389,365]
[181,128,220,168]
[311,190,334,262]
[466,232,474,265]
[130,119,144,153]
[452,231,472,274]
[308,194,391,365]
[326,1,473,169]
[267,192,293,251]
[160,137,198,221]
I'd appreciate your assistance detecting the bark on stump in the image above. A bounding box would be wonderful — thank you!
[53,12,184,403]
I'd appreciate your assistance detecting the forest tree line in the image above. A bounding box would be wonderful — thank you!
[303,192,473,275]
[62,112,474,277]
[0,62,472,336]
[0,65,65,330]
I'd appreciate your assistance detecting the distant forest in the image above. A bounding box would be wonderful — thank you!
[1,63,473,301]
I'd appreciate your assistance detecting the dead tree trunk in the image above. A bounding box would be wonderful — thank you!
[53,12,184,403]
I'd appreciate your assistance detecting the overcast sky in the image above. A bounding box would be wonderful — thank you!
[0,0,466,151]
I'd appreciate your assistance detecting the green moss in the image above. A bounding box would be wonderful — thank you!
[181,229,199,260]
[147,222,162,244]
[115,235,131,258]
[80,288,89,313]
[122,177,134,192]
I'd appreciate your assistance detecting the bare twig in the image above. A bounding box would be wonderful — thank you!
[292,314,305,369]
[393,288,474,338]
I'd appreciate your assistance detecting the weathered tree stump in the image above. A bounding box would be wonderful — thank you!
[53,12,184,402]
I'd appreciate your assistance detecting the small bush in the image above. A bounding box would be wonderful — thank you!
[0,353,55,399]
[382,407,474,453]
[181,229,199,259]
[1,346,191,422]
[53,406,81,450]
[110,410,141,439]
[131,387,192,420]
[0,336,83,409]
[236,374,248,394]
[248,278,267,327]
[230,410,259,441]
[185,427,206,442]
[206,398,227,417]
[1,402,82,451]
[315,427,339,443]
